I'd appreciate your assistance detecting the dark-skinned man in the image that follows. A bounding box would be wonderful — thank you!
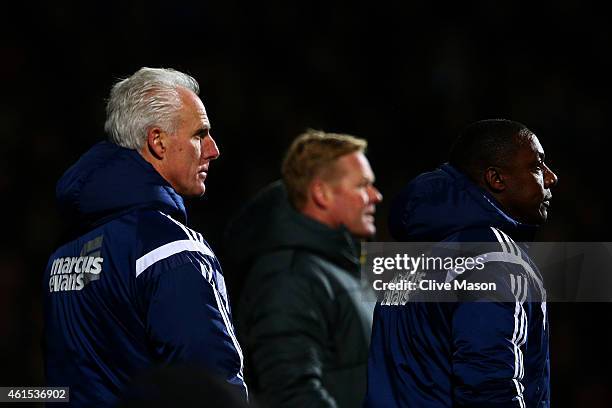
[365,119,558,408]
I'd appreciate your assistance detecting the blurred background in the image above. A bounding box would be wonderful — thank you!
[1,0,611,406]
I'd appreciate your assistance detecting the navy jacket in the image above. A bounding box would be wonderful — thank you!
[365,164,549,407]
[43,142,246,406]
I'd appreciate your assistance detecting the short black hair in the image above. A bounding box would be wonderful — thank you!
[449,119,533,182]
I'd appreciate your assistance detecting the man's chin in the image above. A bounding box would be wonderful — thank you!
[516,207,548,225]
[524,213,546,226]
[538,207,549,223]
[195,181,207,197]
[351,224,376,239]
[179,184,206,198]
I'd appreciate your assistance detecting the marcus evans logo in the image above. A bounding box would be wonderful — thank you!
[49,236,104,293]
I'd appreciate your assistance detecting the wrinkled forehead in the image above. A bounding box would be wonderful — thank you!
[178,87,211,127]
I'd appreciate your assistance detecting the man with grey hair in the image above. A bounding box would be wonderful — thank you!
[43,67,247,406]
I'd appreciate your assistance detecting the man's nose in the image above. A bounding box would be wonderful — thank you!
[204,134,220,161]
[544,164,558,188]
[370,186,383,204]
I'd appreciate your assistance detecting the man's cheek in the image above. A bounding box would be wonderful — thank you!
[534,172,545,185]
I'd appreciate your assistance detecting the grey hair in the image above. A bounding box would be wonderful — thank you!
[104,67,200,150]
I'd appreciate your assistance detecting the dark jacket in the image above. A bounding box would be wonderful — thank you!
[44,141,246,406]
[225,181,375,407]
[365,164,549,408]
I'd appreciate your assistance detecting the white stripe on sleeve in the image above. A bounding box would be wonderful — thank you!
[201,262,248,398]
[135,239,214,277]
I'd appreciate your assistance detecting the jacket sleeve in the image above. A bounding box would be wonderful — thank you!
[451,263,528,408]
[140,256,246,398]
[241,269,337,408]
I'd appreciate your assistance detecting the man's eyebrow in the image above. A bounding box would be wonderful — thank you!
[193,127,210,137]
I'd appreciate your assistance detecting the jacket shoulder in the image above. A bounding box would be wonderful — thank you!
[249,248,340,280]
[137,210,208,255]
[240,249,321,288]
[445,226,523,255]
[133,210,217,279]
[446,226,497,242]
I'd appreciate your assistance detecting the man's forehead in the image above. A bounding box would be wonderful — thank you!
[530,134,544,153]
[200,110,211,129]
[190,94,209,123]
[180,87,211,128]
[337,151,375,179]
[515,132,544,155]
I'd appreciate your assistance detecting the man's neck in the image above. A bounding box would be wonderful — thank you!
[300,205,338,230]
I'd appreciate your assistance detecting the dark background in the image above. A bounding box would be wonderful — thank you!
[2,1,611,406]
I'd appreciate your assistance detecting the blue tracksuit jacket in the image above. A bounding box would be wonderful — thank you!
[365,164,550,407]
[43,142,246,406]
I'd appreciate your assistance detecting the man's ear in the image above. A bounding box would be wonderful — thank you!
[484,166,506,193]
[310,179,333,209]
[146,127,166,159]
